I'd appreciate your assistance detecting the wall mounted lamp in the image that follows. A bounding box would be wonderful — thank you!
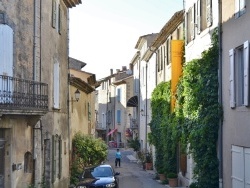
[70,89,80,113]
[140,109,147,116]
[74,89,80,102]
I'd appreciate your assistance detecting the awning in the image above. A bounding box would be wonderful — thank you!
[126,96,138,107]
[107,128,117,136]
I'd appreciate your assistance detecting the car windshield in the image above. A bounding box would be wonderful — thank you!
[84,166,113,178]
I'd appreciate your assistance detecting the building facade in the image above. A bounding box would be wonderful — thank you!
[0,0,81,187]
[221,0,250,187]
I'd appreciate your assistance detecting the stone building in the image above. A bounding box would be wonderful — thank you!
[0,0,81,187]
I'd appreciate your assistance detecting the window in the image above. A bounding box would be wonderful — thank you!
[52,135,62,182]
[185,5,195,44]
[0,25,13,103]
[88,102,91,121]
[52,0,62,33]
[166,39,171,65]
[157,51,160,72]
[108,92,111,103]
[24,152,33,173]
[232,145,250,188]
[229,41,249,108]
[53,60,60,109]
[116,110,121,124]
[117,88,121,102]
[197,0,212,34]
[235,0,246,18]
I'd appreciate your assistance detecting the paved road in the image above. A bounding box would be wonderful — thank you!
[106,148,167,188]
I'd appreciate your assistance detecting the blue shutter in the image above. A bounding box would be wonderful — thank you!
[0,25,13,76]
[229,49,236,108]
[54,61,60,108]
[117,110,121,124]
[243,41,249,106]
[117,88,121,102]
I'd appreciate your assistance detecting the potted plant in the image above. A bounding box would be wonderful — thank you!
[145,152,153,170]
[157,168,166,181]
[167,172,178,187]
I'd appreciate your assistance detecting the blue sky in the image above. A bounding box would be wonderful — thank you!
[69,0,183,79]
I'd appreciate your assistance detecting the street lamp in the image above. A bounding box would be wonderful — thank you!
[140,109,147,116]
[74,89,80,102]
[70,89,81,112]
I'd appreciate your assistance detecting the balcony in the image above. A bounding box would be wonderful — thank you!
[0,75,48,115]
[130,118,138,129]
[95,122,106,130]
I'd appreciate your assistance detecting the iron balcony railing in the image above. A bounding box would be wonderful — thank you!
[95,122,106,130]
[130,118,138,129]
[0,75,48,110]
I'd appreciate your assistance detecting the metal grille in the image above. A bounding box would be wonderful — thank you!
[0,75,48,110]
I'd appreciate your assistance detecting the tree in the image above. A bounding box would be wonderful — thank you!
[70,132,108,185]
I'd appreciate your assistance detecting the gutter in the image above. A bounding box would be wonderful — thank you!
[218,0,223,187]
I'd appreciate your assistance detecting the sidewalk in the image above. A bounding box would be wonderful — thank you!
[125,149,186,188]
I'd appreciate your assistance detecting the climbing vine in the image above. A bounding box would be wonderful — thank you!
[150,29,222,187]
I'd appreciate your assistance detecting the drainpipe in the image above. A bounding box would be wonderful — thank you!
[32,0,40,186]
[138,55,141,148]
[218,0,223,187]
[145,63,148,152]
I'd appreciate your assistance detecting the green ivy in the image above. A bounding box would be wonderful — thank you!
[70,132,108,185]
[150,29,222,187]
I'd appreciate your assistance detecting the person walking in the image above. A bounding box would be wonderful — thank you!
[115,148,122,167]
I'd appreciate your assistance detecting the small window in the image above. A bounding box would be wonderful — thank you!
[229,41,249,108]
[24,152,33,173]
[117,88,121,102]
[53,60,60,109]
[235,0,246,18]
[185,5,195,44]
[117,110,121,124]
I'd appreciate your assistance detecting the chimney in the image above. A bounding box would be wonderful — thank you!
[122,66,127,71]
[110,69,113,75]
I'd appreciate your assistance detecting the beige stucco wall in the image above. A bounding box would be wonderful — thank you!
[0,0,71,187]
[221,0,250,187]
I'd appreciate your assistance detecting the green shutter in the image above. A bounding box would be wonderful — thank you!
[52,0,56,28]
[58,4,62,34]
[52,135,55,182]
[59,136,62,179]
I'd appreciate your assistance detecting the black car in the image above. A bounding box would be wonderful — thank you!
[76,164,120,188]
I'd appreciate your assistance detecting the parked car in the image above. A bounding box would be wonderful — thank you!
[76,164,120,188]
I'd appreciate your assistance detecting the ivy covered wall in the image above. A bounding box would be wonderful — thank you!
[149,30,222,188]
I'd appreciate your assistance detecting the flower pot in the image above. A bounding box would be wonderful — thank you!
[145,162,153,170]
[168,178,178,187]
[159,173,166,181]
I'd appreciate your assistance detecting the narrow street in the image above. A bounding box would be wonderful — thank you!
[106,148,167,188]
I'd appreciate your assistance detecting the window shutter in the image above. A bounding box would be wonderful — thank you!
[52,0,57,28]
[232,145,244,188]
[191,6,195,40]
[117,88,121,102]
[245,148,250,187]
[197,0,201,34]
[206,0,212,27]
[53,61,60,109]
[185,13,188,45]
[58,136,62,179]
[240,0,246,15]
[52,135,55,182]
[243,40,249,106]
[229,49,236,108]
[58,4,62,34]
[117,110,121,124]
[0,25,13,76]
